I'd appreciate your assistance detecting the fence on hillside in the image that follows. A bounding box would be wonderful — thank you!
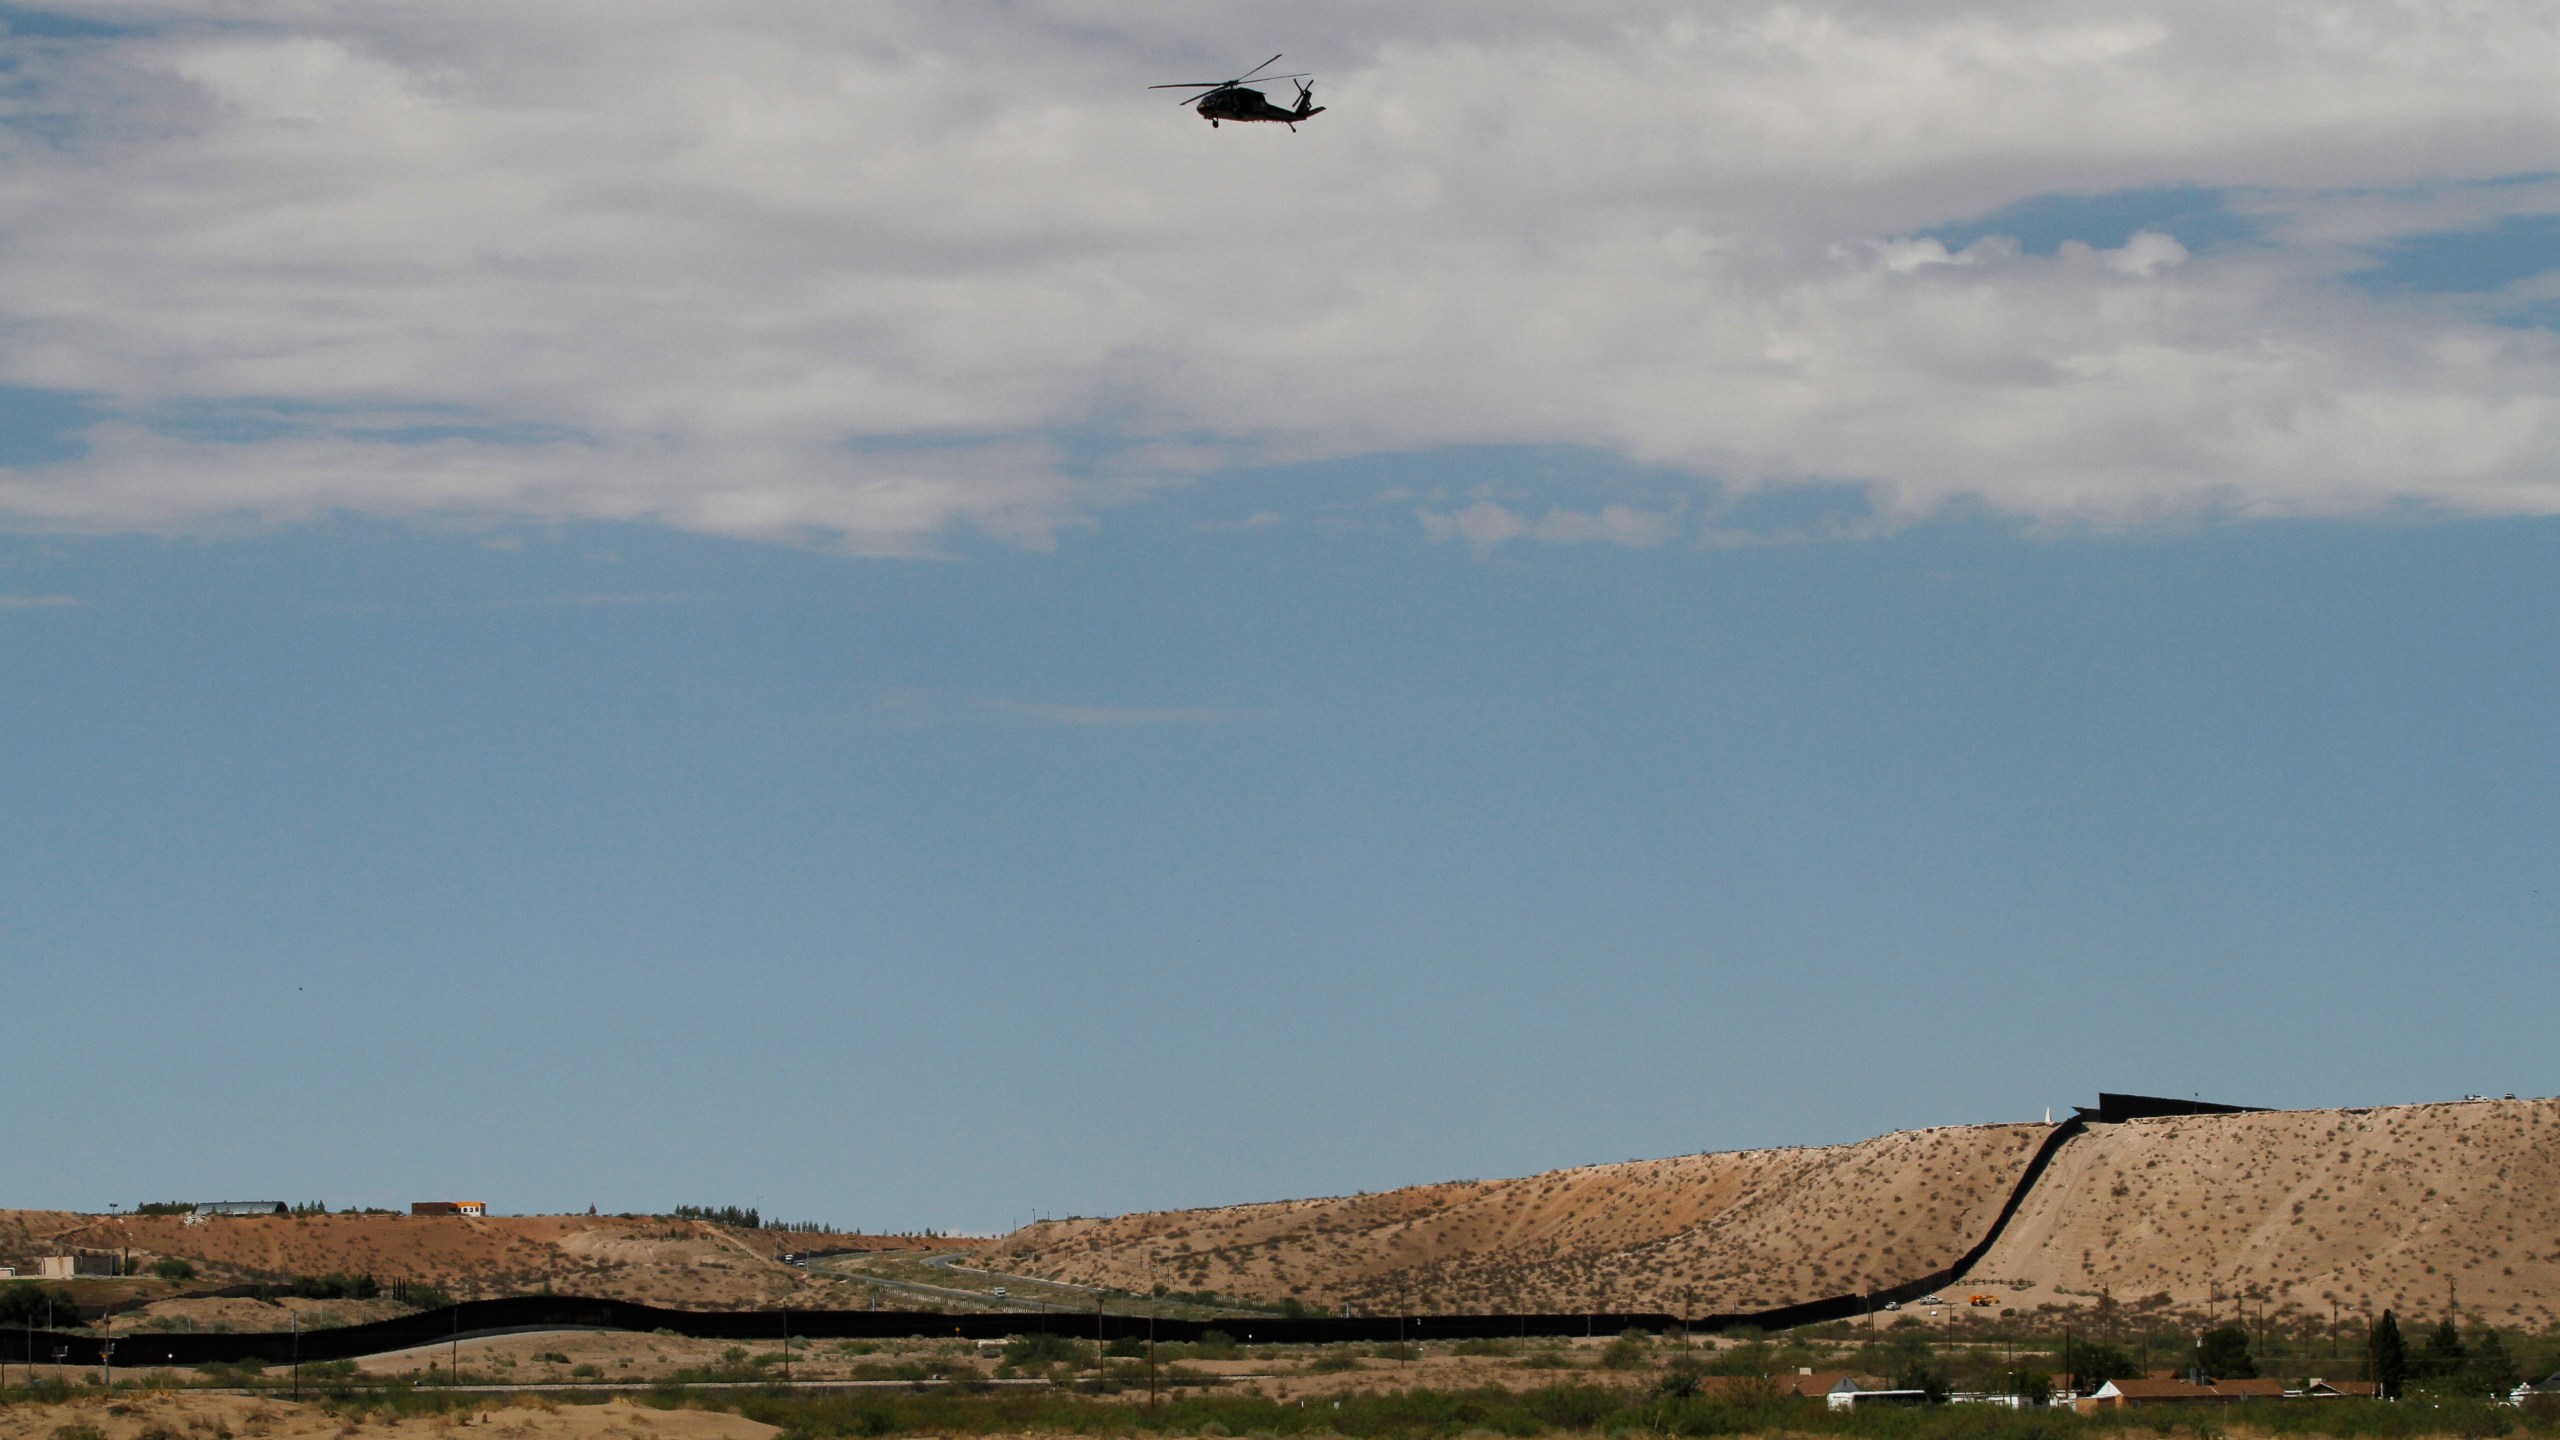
[9,1114,2120,1370]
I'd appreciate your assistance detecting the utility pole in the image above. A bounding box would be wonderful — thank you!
[782,1311,792,1386]
[449,1303,459,1386]
[101,1305,112,1389]
[292,1313,301,1400]
[1139,1262,1165,1412]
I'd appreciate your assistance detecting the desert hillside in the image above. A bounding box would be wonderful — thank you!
[988,1123,2049,1315]
[0,1210,961,1310]
[1966,1097,2560,1327]
[990,1097,2560,1322]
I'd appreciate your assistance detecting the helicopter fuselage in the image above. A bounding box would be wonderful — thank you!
[1195,85,1325,128]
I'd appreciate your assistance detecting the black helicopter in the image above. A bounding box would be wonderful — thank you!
[1150,54,1325,129]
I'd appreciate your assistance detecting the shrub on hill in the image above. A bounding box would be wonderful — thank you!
[0,1284,73,1328]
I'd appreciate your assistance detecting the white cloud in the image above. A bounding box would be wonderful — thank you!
[6,1,2560,546]
[1420,501,1675,549]
[0,593,81,609]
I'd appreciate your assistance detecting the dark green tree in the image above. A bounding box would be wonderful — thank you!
[2463,1328,2520,1397]
[2421,1318,2467,1380]
[2369,1311,2408,1400]
[0,1284,72,1328]
[1886,1332,1951,1403]
[2198,1325,2258,1379]
[2068,1341,2141,1393]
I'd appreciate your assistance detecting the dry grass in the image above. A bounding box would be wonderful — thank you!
[0,1396,773,1440]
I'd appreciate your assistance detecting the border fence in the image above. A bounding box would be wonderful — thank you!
[13,1095,2254,1371]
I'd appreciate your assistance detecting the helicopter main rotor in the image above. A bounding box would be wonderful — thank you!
[1147,52,1308,105]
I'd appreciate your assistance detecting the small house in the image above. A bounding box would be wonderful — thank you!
[410,1201,487,1217]
[2079,1377,2256,1411]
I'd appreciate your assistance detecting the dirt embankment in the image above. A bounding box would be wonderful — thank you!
[0,1212,967,1313]
[991,1097,2560,1322]
[1965,1097,2560,1326]
[990,1123,2048,1314]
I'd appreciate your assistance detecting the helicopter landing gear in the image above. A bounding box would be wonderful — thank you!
[1210,119,1219,127]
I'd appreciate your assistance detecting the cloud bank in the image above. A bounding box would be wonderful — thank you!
[5,0,2560,550]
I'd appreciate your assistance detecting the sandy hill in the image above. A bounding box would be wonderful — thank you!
[0,1210,961,1310]
[1967,1097,2560,1327]
[990,1097,2560,1323]
[989,1123,2048,1315]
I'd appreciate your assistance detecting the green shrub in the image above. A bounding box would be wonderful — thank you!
[1598,1331,1654,1370]
[150,1258,196,1281]
[0,1284,74,1329]
[1002,1333,1084,1368]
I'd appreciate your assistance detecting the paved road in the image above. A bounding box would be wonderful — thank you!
[917,1254,1267,1320]
[797,1257,1082,1314]
[921,1254,1105,1296]
[193,1378,1064,1395]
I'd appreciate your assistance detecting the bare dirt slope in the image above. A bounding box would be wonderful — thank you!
[1965,1097,2560,1326]
[989,1123,2050,1315]
[992,1097,2560,1322]
[0,1211,964,1310]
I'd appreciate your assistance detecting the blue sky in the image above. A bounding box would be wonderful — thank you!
[6,493,2555,1230]
[3,1,2559,1231]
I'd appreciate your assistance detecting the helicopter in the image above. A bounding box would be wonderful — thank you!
[1149,54,1325,130]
